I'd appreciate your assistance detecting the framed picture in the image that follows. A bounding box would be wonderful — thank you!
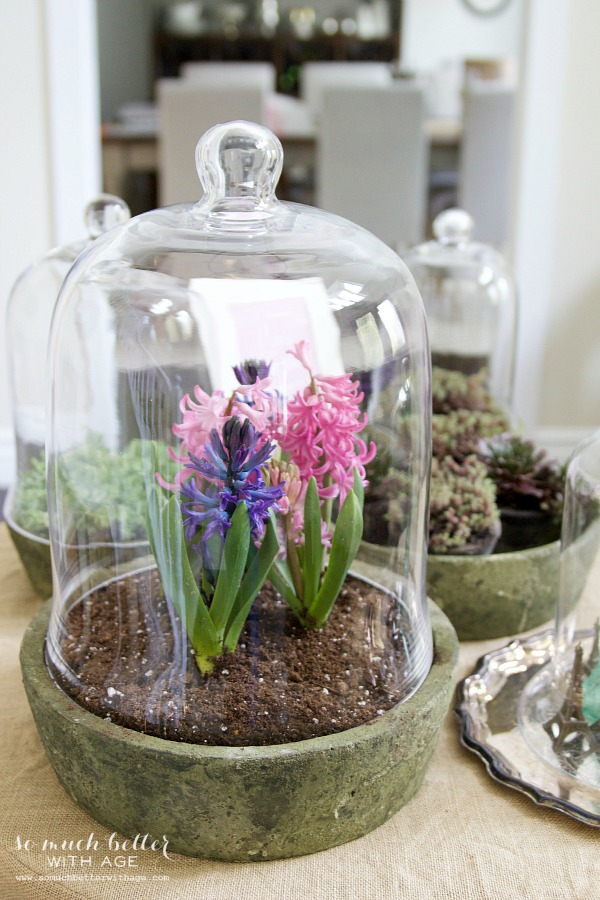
[189,276,345,395]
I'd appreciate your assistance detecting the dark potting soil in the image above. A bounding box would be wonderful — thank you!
[51,571,412,747]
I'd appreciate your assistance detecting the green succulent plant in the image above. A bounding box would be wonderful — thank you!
[12,455,49,537]
[362,444,411,544]
[428,454,500,555]
[479,433,565,522]
[359,367,565,556]
[431,367,501,415]
[432,408,511,462]
[428,368,565,555]
[13,438,175,542]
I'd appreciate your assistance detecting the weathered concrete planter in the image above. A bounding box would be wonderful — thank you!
[4,490,148,602]
[21,599,458,861]
[426,540,560,641]
[4,503,52,599]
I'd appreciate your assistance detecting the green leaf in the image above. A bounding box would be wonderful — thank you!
[269,559,307,622]
[302,476,323,608]
[352,466,364,511]
[145,479,163,569]
[146,486,220,665]
[224,515,281,651]
[209,503,251,641]
[202,531,224,591]
[308,489,363,627]
[286,537,305,601]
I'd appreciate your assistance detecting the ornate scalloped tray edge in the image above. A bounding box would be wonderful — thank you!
[455,629,600,827]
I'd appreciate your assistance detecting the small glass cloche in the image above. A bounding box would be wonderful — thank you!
[519,429,600,789]
[44,121,435,752]
[404,208,518,416]
[4,194,130,596]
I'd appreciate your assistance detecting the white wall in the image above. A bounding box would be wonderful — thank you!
[0,2,51,484]
[511,0,600,441]
[0,0,101,486]
[403,0,599,445]
[537,0,600,432]
[46,0,102,245]
[401,0,523,75]
[509,0,569,432]
[400,0,522,118]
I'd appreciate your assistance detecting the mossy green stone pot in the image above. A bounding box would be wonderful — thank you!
[21,599,458,861]
[426,540,560,641]
[5,494,147,603]
[5,511,52,599]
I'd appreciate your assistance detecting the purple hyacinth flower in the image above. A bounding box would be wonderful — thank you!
[233,359,271,386]
[181,416,284,543]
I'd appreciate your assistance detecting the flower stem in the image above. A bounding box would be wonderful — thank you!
[286,532,305,602]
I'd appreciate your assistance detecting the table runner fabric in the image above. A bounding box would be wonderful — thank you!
[0,524,597,900]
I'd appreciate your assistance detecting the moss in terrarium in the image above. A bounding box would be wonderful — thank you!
[14,439,175,542]
[428,454,500,555]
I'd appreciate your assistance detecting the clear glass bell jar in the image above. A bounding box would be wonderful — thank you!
[403,208,517,416]
[44,121,433,747]
[519,429,600,789]
[4,194,130,594]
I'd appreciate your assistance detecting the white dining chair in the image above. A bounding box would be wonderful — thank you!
[458,83,517,249]
[179,61,277,93]
[300,61,392,124]
[156,79,267,205]
[317,84,429,250]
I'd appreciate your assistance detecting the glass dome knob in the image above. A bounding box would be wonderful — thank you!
[432,208,474,246]
[194,120,283,214]
[84,193,131,239]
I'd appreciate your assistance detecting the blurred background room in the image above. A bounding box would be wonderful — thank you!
[1,0,599,503]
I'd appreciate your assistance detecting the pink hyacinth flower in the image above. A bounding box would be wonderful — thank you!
[160,375,284,492]
[269,459,307,543]
[282,348,376,505]
[173,386,230,458]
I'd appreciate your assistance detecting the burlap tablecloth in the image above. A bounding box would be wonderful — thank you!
[0,523,597,899]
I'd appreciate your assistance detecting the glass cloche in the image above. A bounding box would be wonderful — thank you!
[43,121,434,750]
[4,194,130,596]
[403,208,517,417]
[519,429,600,789]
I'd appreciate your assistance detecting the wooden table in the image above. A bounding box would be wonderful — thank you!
[0,522,597,899]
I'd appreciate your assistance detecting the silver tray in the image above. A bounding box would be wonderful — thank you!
[455,629,600,826]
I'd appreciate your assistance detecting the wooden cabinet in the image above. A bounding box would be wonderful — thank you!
[153,30,401,94]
